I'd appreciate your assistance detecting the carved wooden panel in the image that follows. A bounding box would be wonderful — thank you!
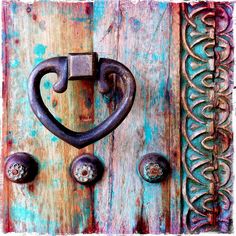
[181,2,233,233]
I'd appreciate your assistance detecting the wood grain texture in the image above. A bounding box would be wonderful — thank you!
[2,1,94,234]
[93,1,181,234]
[1,1,233,234]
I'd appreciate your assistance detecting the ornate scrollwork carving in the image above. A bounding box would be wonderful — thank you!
[181,2,233,233]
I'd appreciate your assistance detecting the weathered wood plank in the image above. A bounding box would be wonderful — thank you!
[93,1,181,233]
[2,1,232,234]
[2,1,93,234]
[93,0,120,233]
[168,4,181,233]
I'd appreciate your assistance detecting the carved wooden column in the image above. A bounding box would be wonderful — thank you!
[181,2,233,233]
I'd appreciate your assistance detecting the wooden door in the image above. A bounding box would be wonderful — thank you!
[1,1,233,234]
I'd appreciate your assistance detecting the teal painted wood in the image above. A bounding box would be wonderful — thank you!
[2,1,94,234]
[181,2,233,233]
[1,1,233,234]
[93,1,181,234]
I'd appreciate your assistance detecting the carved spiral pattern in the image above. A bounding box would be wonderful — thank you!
[181,2,233,233]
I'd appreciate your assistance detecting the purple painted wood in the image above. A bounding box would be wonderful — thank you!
[93,1,181,234]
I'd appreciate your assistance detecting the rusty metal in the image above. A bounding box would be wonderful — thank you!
[138,153,170,183]
[28,53,136,149]
[68,53,97,80]
[5,152,39,184]
[70,154,103,185]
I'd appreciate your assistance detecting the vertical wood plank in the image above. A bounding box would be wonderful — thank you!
[93,0,120,233]
[2,1,94,234]
[93,1,181,233]
[168,4,181,233]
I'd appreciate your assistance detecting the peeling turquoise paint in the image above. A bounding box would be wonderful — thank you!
[93,0,106,30]
[34,44,47,66]
[4,131,15,142]
[2,31,19,41]
[160,219,166,233]
[158,2,168,12]
[118,9,123,27]
[129,17,142,32]
[124,48,162,64]
[144,121,152,145]
[152,52,160,61]
[38,158,64,170]
[34,44,47,56]
[51,136,59,142]
[30,130,38,137]
[10,2,18,14]
[37,160,46,170]
[10,205,60,235]
[73,198,92,232]
[52,99,58,108]
[43,80,52,90]
[102,94,111,104]
[18,96,28,104]
[51,178,61,188]
[34,57,44,65]
[70,17,90,22]
[55,116,62,123]
[158,79,166,99]
[9,58,20,68]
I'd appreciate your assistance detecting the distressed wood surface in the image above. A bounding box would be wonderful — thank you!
[2,1,94,234]
[93,1,181,234]
[1,0,233,235]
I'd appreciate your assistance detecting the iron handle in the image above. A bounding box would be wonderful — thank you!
[28,53,136,149]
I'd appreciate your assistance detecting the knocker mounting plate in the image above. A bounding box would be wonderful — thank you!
[68,53,97,80]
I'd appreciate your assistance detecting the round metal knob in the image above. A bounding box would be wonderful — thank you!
[139,153,170,183]
[5,152,39,184]
[70,154,103,185]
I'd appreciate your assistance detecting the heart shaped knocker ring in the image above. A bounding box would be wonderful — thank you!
[28,53,136,149]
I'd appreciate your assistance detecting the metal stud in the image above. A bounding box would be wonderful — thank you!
[5,152,39,184]
[70,154,103,185]
[139,153,170,183]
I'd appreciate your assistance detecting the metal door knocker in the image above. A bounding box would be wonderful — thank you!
[28,53,136,149]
